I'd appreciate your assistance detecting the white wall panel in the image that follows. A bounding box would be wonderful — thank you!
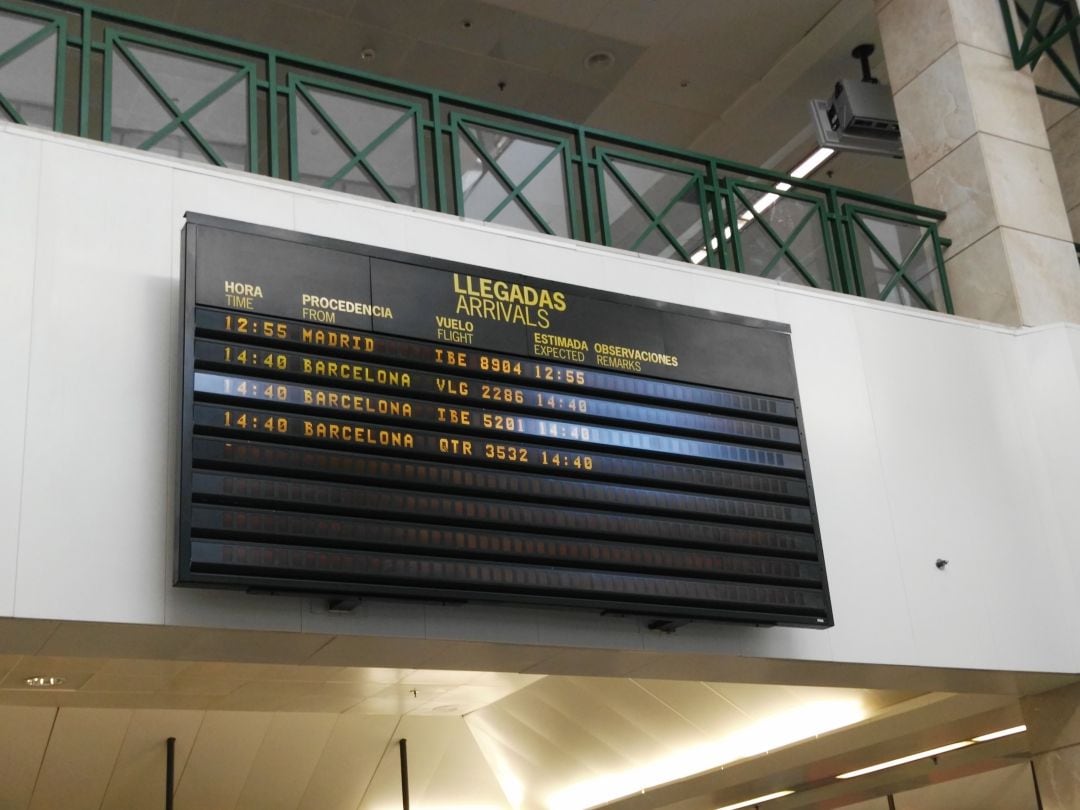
[1067,326,1080,380]
[0,128,41,617]
[166,586,305,633]
[6,125,1080,677]
[1011,327,1080,645]
[422,603,547,652]
[300,594,427,640]
[770,292,916,666]
[853,311,1073,671]
[15,138,173,624]
[293,193,409,254]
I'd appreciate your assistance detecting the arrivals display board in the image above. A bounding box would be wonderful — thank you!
[177,215,832,626]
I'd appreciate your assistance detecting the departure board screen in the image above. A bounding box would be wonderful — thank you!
[177,215,832,626]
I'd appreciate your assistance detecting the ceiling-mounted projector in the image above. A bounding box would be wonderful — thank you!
[810,44,903,158]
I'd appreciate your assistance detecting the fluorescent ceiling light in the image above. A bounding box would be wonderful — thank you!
[715,789,795,810]
[745,149,834,220]
[837,741,973,779]
[691,237,721,265]
[544,698,866,810]
[790,147,835,179]
[972,725,1027,743]
[836,724,1027,780]
[752,192,780,214]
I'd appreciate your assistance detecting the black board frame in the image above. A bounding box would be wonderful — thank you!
[177,213,833,627]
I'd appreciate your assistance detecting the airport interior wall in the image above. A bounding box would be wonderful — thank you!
[3,122,1079,678]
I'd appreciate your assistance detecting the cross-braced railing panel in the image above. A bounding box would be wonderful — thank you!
[0,6,63,129]
[1000,0,1080,105]
[104,33,254,170]
[728,182,838,291]
[597,151,713,264]
[845,205,953,312]
[452,116,574,238]
[289,77,424,208]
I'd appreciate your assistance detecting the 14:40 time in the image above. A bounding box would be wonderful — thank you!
[535,393,587,413]
[539,450,593,470]
[222,410,288,432]
[222,346,287,369]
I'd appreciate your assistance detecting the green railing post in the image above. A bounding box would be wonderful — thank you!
[719,178,745,276]
[826,187,855,295]
[705,161,725,270]
[431,94,449,214]
[576,127,595,245]
[79,6,91,137]
[267,52,278,177]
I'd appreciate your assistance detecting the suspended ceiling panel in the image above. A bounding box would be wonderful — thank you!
[464,677,911,810]
[0,706,56,810]
[0,684,1040,810]
[891,762,1039,810]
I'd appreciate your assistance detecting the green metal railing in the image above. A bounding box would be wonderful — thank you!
[0,0,953,313]
[999,0,1080,106]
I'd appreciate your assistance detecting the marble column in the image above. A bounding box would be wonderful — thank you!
[876,0,1080,325]
[1031,28,1080,245]
[1020,681,1080,810]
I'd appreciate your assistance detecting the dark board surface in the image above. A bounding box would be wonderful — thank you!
[177,214,832,626]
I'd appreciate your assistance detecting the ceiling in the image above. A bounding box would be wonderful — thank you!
[0,628,1049,810]
[0,653,892,809]
[87,0,913,200]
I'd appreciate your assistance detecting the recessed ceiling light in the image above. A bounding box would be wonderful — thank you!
[24,675,65,687]
[584,50,615,71]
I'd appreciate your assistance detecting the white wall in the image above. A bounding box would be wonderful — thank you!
[2,122,1078,677]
